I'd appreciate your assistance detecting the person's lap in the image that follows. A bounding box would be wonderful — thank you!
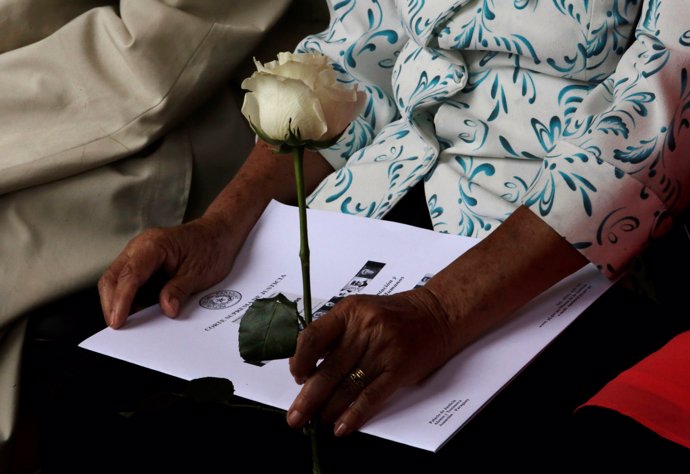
[31,182,690,472]
[32,282,687,473]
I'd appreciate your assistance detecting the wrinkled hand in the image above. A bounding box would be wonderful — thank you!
[98,217,236,328]
[286,204,590,437]
[287,288,457,437]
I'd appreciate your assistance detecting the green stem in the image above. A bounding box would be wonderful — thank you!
[310,421,322,474]
[292,146,313,326]
[292,146,321,474]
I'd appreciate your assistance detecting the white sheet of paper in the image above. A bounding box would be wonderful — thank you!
[80,200,613,452]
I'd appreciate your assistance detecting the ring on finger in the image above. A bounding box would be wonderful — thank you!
[343,367,368,393]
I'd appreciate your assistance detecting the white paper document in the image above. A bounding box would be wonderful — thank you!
[80,200,613,452]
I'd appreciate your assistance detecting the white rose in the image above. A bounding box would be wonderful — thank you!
[241,52,366,147]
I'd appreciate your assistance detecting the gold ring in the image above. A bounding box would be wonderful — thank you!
[346,368,368,389]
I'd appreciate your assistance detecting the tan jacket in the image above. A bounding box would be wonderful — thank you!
[0,1,296,469]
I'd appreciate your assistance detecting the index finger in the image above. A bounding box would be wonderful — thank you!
[97,257,126,323]
[289,309,347,384]
[99,238,166,328]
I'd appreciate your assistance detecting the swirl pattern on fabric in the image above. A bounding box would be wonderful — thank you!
[297,0,690,277]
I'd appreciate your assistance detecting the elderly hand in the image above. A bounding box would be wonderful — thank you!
[286,288,457,437]
[98,140,334,329]
[286,205,589,436]
[98,216,236,328]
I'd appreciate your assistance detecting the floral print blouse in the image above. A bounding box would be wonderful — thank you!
[298,0,690,277]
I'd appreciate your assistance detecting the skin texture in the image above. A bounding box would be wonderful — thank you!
[287,205,588,435]
[99,140,330,328]
[99,139,588,436]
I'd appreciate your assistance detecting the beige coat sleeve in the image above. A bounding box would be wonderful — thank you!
[0,1,292,469]
[0,0,291,195]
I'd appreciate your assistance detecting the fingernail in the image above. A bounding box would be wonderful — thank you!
[168,297,179,317]
[334,422,348,437]
[109,304,120,327]
[287,409,304,428]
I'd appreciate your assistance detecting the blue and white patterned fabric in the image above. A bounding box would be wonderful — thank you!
[298,0,690,277]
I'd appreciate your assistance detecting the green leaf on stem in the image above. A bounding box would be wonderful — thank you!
[238,293,299,362]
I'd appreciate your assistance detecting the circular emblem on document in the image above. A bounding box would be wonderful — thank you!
[199,290,242,310]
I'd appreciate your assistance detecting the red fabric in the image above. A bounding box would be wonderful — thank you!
[580,330,690,449]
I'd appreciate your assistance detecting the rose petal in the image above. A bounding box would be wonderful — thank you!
[267,60,320,90]
[311,71,367,140]
[241,74,328,142]
[243,52,364,144]
[278,51,327,67]
[323,90,367,140]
